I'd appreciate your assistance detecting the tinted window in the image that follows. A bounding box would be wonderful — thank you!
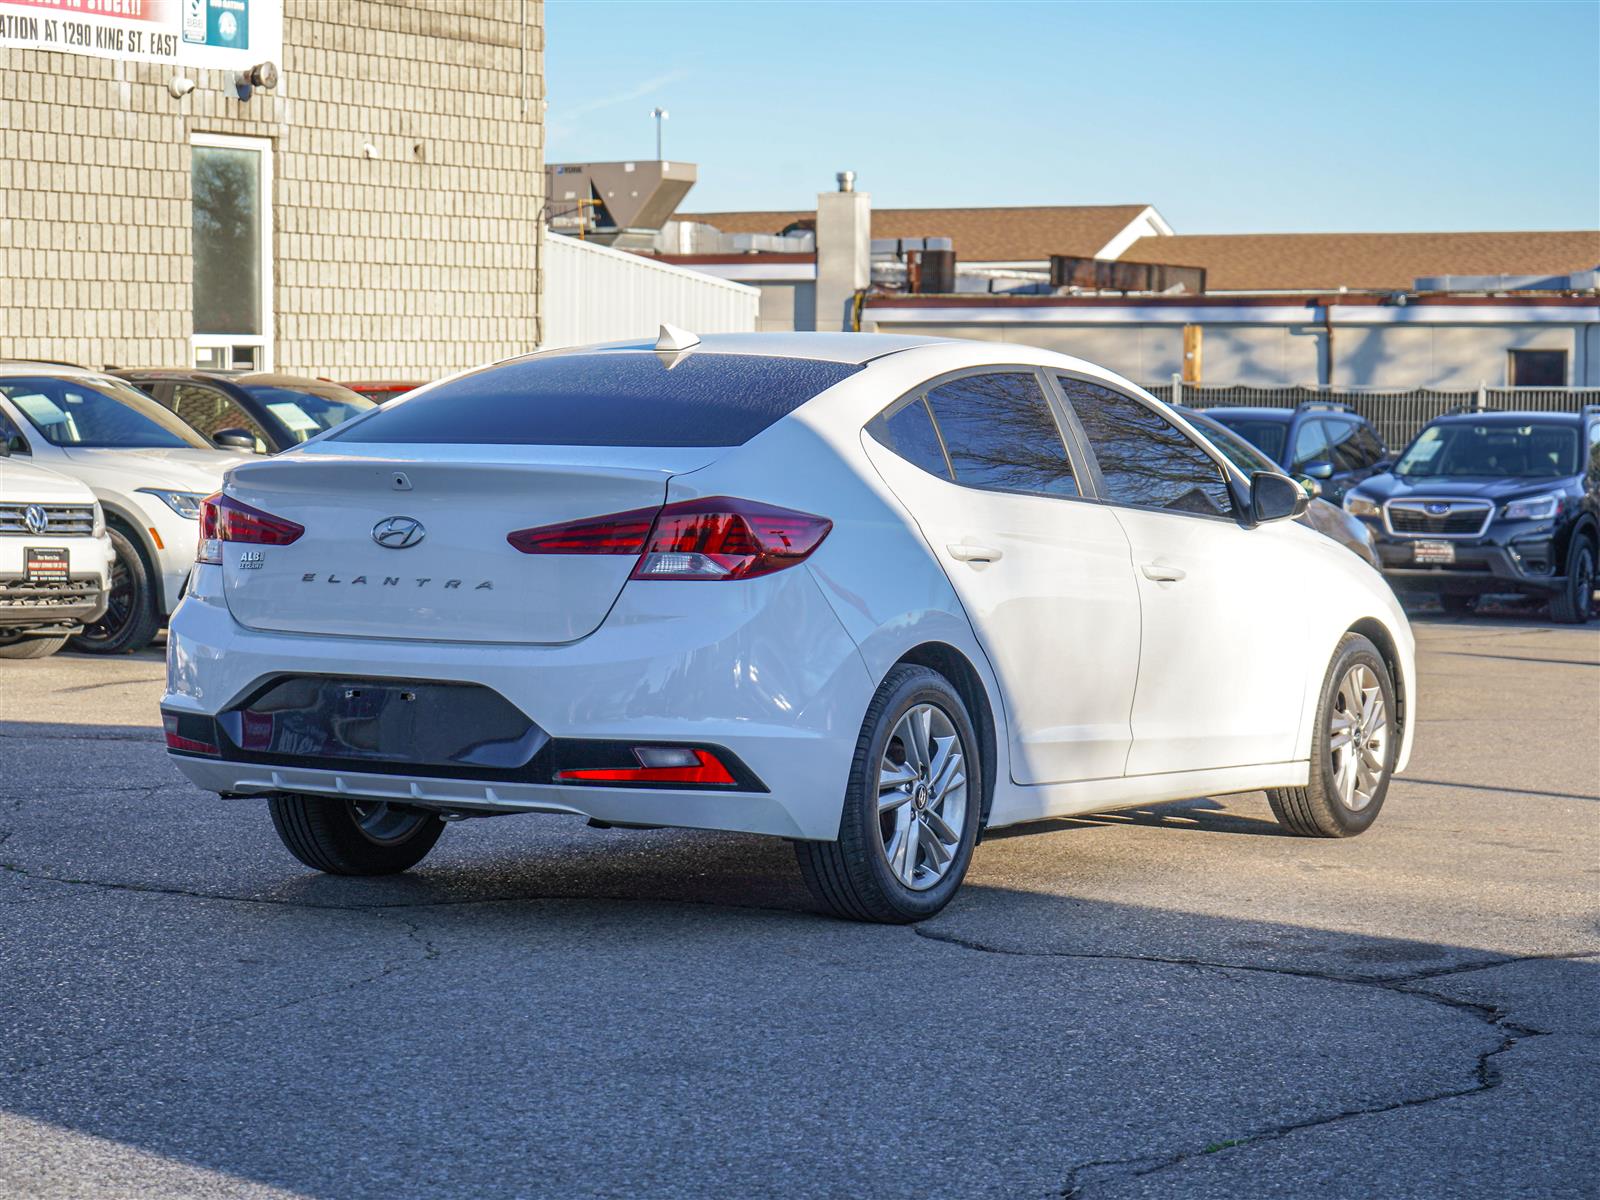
[1211,415,1287,463]
[242,383,373,443]
[171,383,270,453]
[1061,378,1234,517]
[333,352,861,447]
[0,377,210,449]
[1350,421,1386,466]
[1186,413,1275,475]
[923,372,1077,498]
[1325,420,1365,472]
[869,396,950,479]
[1291,418,1333,471]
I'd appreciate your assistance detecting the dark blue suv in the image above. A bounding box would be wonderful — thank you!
[1341,408,1599,623]
[1203,403,1389,503]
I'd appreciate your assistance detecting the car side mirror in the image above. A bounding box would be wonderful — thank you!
[1249,470,1309,526]
[212,428,258,452]
[1302,460,1335,480]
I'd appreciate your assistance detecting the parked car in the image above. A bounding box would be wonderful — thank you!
[0,445,113,659]
[111,370,376,455]
[162,331,1416,922]
[0,364,244,654]
[339,380,425,404]
[1203,402,1389,503]
[1342,408,1598,623]
[1179,407,1380,568]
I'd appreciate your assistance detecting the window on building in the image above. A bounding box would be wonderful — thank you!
[191,134,272,371]
[1508,349,1567,388]
[922,372,1078,498]
[1061,377,1234,517]
[868,396,952,480]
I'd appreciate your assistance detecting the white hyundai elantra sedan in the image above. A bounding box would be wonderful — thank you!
[162,331,1415,922]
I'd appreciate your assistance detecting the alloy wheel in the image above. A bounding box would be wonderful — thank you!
[1328,664,1388,812]
[876,703,968,891]
[78,552,134,646]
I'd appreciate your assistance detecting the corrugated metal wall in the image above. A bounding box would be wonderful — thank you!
[542,234,759,349]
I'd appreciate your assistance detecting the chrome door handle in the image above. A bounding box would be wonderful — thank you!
[1140,562,1186,582]
[947,543,1004,563]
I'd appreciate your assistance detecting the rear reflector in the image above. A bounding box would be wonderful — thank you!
[508,496,831,581]
[163,712,219,756]
[197,493,305,564]
[555,747,737,786]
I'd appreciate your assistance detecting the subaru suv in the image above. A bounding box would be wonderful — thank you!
[1204,402,1389,504]
[1341,408,1598,622]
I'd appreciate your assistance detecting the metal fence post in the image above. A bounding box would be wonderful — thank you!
[1172,372,1182,408]
[1476,381,1487,412]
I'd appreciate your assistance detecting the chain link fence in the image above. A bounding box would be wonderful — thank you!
[1142,381,1600,450]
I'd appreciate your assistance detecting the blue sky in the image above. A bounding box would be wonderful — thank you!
[545,1,1599,233]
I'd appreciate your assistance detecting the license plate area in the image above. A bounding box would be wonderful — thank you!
[1412,540,1456,565]
[217,677,547,770]
[25,547,68,581]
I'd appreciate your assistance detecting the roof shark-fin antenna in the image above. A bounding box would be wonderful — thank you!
[655,323,701,353]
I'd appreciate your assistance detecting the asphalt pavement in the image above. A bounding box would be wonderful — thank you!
[1,613,1596,1199]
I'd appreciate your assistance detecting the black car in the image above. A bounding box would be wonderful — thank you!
[1342,408,1598,622]
[1203,402,1389,503]
[112,370,374,454]
[1178,407,1380,567]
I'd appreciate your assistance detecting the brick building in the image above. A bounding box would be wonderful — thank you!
[0,0,544,377]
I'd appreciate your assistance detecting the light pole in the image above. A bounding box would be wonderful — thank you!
[651,107,668,160]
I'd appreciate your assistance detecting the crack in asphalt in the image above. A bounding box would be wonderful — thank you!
[907,926,1577,1198]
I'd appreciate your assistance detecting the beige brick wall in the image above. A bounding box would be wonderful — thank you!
[0,0,543,378]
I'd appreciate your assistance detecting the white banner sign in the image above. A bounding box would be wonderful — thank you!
[0,0,282,72]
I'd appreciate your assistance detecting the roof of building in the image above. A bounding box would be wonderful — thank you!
[680,204,1153,263]
[1118,231,1600,291]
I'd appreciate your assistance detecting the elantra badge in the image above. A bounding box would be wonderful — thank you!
[372,516,426,549]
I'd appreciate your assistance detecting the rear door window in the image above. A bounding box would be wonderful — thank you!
[1060,378,1234,517]
[332,352,862,447]
[868,396,951,479]
[1325,419,1366,472]
[922,372,1078,498]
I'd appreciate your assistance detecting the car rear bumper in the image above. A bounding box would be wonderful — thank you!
[162,563,876,841]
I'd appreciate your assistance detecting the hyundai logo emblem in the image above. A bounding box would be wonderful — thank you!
[23,504,48,535]
[372,516,426,549]
[1425,502,1451,516]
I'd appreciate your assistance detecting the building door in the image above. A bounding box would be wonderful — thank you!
[191,134,273,371]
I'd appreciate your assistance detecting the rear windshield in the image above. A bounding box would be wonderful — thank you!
[331,352,863,447]
[1209,415,1288,463]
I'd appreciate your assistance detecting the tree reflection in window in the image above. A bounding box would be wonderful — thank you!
[1060,377,1234,517]
[924,373,1077,498]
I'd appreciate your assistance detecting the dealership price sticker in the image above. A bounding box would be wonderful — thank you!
[0,0,281,72]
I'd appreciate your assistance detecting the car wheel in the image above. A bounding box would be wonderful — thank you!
[1267,633,1397,838]
[0,635,69,660]
[268,793,445,875]
[69,526,162,655]
[1549,536,1596,625]
[1440,593,1476,616]
[794,664,981,923]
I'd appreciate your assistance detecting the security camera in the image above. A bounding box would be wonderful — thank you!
[168,76,196,99]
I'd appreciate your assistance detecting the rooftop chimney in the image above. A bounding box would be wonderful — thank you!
[836,170,856,193]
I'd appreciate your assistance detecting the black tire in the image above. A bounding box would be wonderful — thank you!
[1268,632,1398,838]
[0,635,69,660]
[1439,593,1477,616]
[268,793,445,875]
[1549,535,1596,625]
[794,664,981,923]
[70,526,161,655]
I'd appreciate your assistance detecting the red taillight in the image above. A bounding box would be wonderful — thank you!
[506,497,832,581]
[197,492,305,564]
[555,747,737,786]
[506,506,658,555]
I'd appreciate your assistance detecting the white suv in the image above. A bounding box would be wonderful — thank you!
[0,364,245,654]
[0,445,113,659]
